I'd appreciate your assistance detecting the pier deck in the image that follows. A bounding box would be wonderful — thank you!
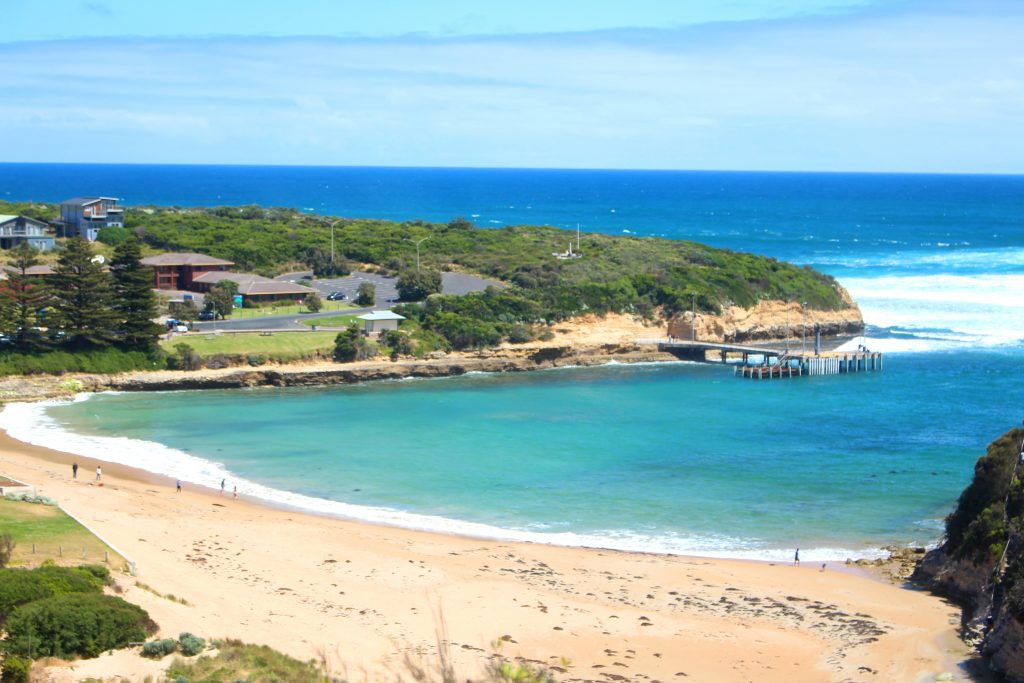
[637,339,882,379]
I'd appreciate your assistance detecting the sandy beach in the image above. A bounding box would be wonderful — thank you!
[0,429,968,682]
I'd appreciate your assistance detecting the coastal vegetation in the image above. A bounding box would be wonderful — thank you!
[0,199,854,373]
[0,236,163,375]
[914,427,1024,681]
[162,640,333,682]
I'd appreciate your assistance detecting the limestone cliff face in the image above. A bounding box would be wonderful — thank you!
[669,297,864,344]
[913,428,1024,682]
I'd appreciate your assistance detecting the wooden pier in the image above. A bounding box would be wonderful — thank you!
[637,339,883,380]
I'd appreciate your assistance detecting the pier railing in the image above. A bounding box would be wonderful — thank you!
[638,338,882,380]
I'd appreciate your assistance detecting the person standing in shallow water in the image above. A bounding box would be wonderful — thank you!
[794,548,800,566]
[220,479,225,496]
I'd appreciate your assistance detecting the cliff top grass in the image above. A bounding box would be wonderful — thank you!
[158,330,338,360]
[2,200,850,316]
[0,497,125,568]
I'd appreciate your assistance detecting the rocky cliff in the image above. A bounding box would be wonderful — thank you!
[669,296,864,344]
[913,427,1024,682]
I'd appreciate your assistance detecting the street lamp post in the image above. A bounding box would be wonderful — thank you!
[408,236,430,273]
[328,220,340,268]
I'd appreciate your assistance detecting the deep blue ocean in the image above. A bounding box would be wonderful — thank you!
[2,164,1022,560]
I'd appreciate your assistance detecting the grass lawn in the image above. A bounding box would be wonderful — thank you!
[299,314,361,328]
[160,331,338,360]
[227,301,356,319]
[0,497,126,568]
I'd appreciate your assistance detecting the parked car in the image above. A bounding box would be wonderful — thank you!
[174,324,189,333]
[326,291,347,301]
[198,309,216,321]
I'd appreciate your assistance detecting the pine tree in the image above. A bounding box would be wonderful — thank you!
[49,238,117,348]
[110,238,161,350]
[1,243,49,349]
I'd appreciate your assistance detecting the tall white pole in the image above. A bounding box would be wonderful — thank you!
[329,220,339,267]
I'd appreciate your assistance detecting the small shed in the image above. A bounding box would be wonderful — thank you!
[357,310,406,335]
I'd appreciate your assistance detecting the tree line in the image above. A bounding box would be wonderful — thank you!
[0,238,161,354]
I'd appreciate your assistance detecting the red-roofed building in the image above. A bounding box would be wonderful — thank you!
[140,253,234,290]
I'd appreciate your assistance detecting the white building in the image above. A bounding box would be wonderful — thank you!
[357,310,406,335]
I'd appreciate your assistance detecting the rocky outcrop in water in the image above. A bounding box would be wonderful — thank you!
[913,427,1024,682]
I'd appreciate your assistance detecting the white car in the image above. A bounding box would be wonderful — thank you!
[174,324,189,333]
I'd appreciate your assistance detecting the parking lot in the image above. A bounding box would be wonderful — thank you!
[276,271,502,306]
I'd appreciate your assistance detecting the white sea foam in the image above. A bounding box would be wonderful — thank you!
[837,271,1024,351]
[0,397,880,562]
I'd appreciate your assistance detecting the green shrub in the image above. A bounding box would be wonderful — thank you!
[0,654,30,682]
[167,343,203,371]
[76,565,111,585]
[3,593,156,659]
[166,639,328,682]
[247,353,268,366]
[0,348,162,377]
[0,535,13,569]
[177,632,205,657]
[333,325,377,362]
[506,324,535,344]
[141,638,177,659]
[0,565,104,624]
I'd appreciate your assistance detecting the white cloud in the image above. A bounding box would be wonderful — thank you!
[0,5,1021,172]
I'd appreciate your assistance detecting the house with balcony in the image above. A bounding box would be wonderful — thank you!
[140,253,235,290]
[57,197,124,241]
[0,215,55,251]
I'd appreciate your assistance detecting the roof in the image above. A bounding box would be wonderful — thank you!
[2,264,55,276]
[191,270,315,296]
[0,215,49,228]
[140,253,235,267]
[60,196,118,206]
[357,310,406,322]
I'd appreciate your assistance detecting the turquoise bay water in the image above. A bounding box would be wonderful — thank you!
[2,166,1023,559]
[20,348,1021,560]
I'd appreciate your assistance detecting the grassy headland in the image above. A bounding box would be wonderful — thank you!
[1,200,858,373]
[2,200,849,317]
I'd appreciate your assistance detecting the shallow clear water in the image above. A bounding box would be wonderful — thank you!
[2,165,1022,560]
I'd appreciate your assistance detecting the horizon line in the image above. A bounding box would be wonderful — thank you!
[0,161,1021,179]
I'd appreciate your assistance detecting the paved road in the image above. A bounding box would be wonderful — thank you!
[190,270,504,332]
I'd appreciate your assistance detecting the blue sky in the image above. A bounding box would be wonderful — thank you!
[2,0,1022,172]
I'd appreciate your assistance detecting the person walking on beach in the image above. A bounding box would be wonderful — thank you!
[794,548,800,566]
[72,462,78,479]
[176,479,182,493]
[95,466,101,482]
[220,478,226,496]
[233,486,237,499]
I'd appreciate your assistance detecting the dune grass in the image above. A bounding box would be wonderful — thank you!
[159,331,338,360]
[165,640,330,683]
[0,497,125,568]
